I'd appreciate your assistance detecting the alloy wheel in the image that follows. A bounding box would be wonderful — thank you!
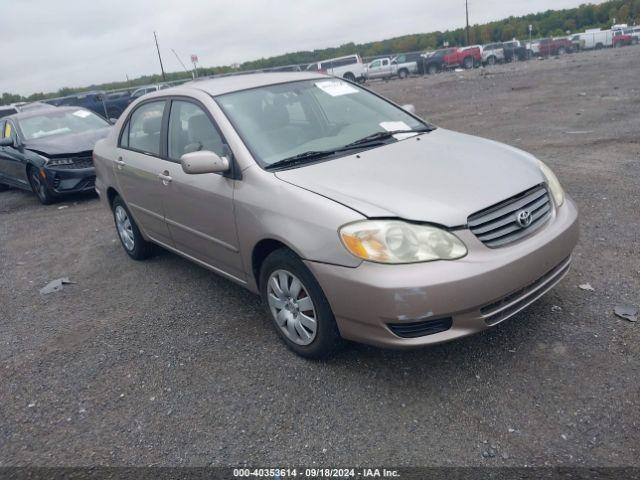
[115,205,135,251]
[267,269,317,346]
[30,169,47,202]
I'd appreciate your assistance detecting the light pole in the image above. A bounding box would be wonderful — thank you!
[465,0,470,46]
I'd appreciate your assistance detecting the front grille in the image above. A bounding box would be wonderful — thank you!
[388,317,453,338]
[52,156,93,169]
[481,256,571,326]
[468,184,552,248]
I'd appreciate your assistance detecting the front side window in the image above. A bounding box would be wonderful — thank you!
[127,101,165,155]
[370,60,381,68]
[168,100,225,160]
[216,79,428,167]
[18,110,109,140]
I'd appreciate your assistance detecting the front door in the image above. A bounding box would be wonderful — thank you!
[160,99,244,281]
[114,99,172,245]
[0,120,28,188]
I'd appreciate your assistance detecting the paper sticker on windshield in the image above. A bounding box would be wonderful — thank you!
[4,123,11,138]
[73,110,91,118]
[379,121,416,140]
[315,80,358,97]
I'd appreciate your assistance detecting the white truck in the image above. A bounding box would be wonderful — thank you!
[306,54,366,83]
[364,53,421,80]
[578,29,613,49]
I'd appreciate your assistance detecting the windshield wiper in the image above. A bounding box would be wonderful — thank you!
[265,127,434,171]
[264,150,340,170]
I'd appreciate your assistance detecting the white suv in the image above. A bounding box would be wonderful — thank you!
[482,43,505,65]
[306,54,366,83]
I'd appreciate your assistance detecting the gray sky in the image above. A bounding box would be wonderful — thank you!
[1,0,591,96]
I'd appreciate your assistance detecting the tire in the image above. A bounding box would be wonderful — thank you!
[111,195,155,260]
[427,64,438,75]
[342,72,356,82]
[27,165,55,205]
[463,56,474,69]
[260,248,343,359]
[398,68,408,79]
[486,56,496,66]
[557,47,566,55]
[595,43,603,50]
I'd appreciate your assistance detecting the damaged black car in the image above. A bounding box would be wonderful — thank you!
[0,106,110,204]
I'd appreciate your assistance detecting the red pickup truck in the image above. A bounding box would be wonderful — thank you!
[612,30,634,47]
[537,38,575,56]
[423,46,481,74]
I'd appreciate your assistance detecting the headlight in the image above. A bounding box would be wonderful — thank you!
[339,220,467,264]
[538,160,564,207]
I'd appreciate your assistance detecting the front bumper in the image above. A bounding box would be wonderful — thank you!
[306,196,579,349]
[43,166,96,195]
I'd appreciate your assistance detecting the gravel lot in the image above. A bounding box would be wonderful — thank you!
[1,46,639,468]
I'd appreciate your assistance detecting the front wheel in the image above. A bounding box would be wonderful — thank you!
[260,249,343,359]
[28,166,55,205]
[112,195,155,260]
[486,56,496,66]
[427,64,438,75]
[557,47,566,55]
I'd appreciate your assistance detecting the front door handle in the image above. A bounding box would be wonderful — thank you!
[158,171,172,185]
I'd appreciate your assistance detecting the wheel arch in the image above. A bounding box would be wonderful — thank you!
[252,238,302,290]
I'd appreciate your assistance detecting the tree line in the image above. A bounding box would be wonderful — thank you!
[2,0,639,106]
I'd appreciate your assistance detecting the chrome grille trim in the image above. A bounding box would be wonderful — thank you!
[468,184,552,248]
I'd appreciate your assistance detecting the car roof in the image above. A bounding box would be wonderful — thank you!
[171,72,329,97]
[5,106,92,121]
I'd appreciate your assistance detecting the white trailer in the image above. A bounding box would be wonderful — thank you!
[578,29,613,49]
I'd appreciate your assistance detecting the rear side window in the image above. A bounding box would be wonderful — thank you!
[126,101,165,156]
[167,100,225,160]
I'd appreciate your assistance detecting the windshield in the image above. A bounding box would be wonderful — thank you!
[19,109,109,140]
[216,79,428,166]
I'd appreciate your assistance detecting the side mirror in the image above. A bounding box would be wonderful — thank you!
[401,104,416,114]
[180,150,230,174]
[0,137,14,147]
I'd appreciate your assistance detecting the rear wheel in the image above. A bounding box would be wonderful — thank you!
[28,166,55,205]
[557,47,566,55]
[343,72,356,82]
[112,195,155,260]
[427,64,438,75]
[486,56,497,66]
[595,43,604,50]
[398,68,408,79]
[260,249,343,359]
[463,56,474,69]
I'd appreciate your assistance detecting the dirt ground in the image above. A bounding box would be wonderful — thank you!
[0,46,639,468]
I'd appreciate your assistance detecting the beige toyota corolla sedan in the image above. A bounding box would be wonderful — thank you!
[94,72,578,358]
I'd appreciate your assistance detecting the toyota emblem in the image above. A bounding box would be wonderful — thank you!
[516,210,532,228]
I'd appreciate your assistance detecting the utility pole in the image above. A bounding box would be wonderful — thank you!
[154,31,167,82]
[171,49,194,79]
[465,0,470,46]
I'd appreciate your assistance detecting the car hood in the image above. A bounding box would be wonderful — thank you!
[275,128,546,227]
[23,127,111,156]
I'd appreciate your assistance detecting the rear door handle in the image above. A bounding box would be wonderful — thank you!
[158,171,172,185]
[115,157,126,169]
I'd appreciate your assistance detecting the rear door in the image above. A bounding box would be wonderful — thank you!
[114,99,173,245]
[158,98,244,281]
